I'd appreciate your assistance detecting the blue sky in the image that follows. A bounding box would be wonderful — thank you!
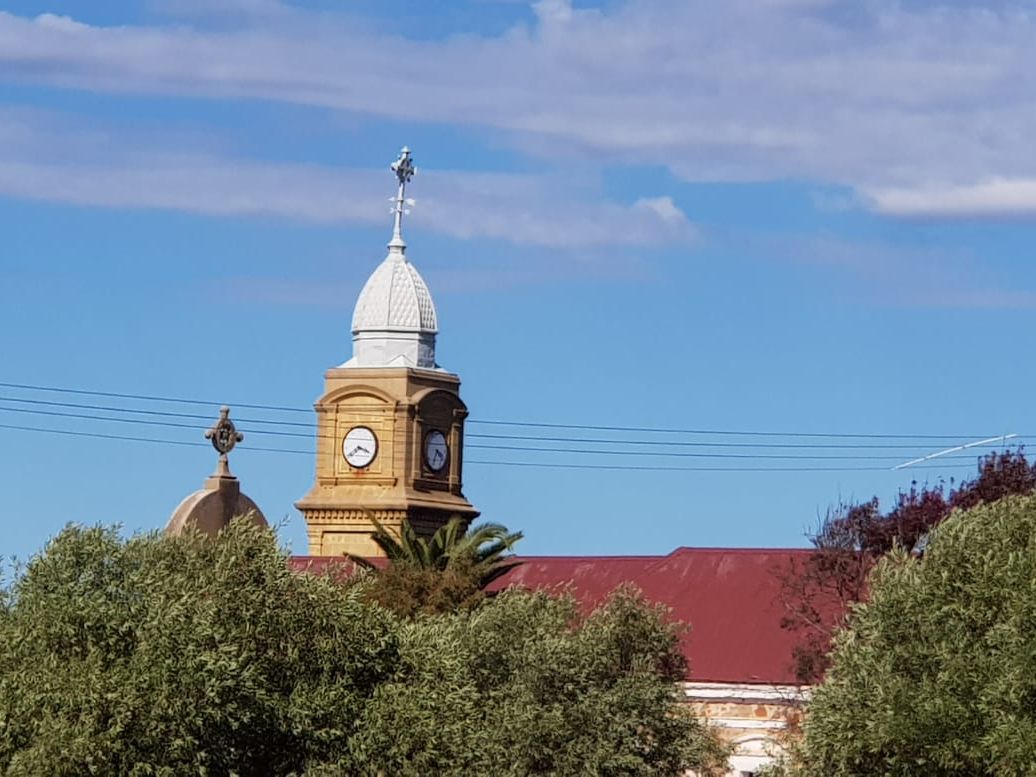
[1,0,1036,561]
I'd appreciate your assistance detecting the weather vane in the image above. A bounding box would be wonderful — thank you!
[388,146,416,251]
[206,406,243,477]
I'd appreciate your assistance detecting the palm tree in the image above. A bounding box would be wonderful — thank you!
[349,516,523,589]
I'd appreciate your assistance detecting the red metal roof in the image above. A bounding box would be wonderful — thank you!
[290,547,829,685]
[635,548,817,685]
[485,555,660,604]
[487,548,821,685]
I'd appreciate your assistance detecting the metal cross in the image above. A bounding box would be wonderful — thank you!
[388,146,416,249]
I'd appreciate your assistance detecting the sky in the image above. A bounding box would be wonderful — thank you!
[1,0,1036,562]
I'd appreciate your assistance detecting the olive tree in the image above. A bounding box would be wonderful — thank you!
[345,586,728,776]
[0,522,726,777]
[800,494,1036,776]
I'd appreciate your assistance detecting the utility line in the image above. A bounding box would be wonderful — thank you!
[0,422,208,449]
[0,395,965,448]
[0,381,310,414]
[0,403,314,439]
[0,381,1018,442]
[465,432,1017,451]
[0,422,310,455]
[464,460,977,473]
[0,405,1006,463]
[469,419,1009,440]
[0,395,313,428]
[0,393,1026,454]
[465,443,985,462]
[0,422,981,473]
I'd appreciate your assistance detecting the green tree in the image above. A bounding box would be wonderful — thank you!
[351,517,523,617]
[798,494,1036,776]
[342,585,729,777]
[0,520,399,776]
[0,521,725,776]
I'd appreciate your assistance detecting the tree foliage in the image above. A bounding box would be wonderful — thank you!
[351,517,523,618]
[798,494,1036,776]
[0,521,399,776]
[334,586,728,777]
[0,522,723,776]
[778,449,1036,682]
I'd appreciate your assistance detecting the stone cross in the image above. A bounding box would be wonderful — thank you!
[205,405,243,478]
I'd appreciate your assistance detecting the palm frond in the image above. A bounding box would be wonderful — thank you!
[348,515,523,591]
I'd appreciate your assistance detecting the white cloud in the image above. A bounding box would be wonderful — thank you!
[533,0,575,25]
[632,196,687,227]
[0,2,1035,215]
[864,179,1036,218]
[0,108,693,248]
[34,13,84,32]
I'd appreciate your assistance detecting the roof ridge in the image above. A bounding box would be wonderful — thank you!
[668,546,815,554]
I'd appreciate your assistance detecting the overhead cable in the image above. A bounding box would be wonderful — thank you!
[0,381,1018,442]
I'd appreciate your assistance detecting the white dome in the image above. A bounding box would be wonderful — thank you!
[342,246,440,370]
[341,147,441,370]
[351,250,438,334]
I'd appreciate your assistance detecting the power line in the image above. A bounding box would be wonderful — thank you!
[0,395,314,428]
[3,394,996,450]
[0,404,1007,464]
[466,432,975,450]
[466,443,987,462]
[0,405,208,432]
[464,460,978,473]
[0,422,311,455]
[0,381,311,414]
[469,418,1012,440]
[0,422,210,450]
[0,405,316,439]
[0,381,1019,442]
[0,421,983,473]
[0,393,1026,459]
[0,403,314,439]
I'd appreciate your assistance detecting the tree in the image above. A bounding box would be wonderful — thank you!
[798,494,1036,776]
[0,520,400,776]
[0,521,722,776]
[350,517,523,617]
[778,449,1036,683]
[339,585,730,777]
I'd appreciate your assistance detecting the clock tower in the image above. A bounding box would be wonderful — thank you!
[296,148,479,557]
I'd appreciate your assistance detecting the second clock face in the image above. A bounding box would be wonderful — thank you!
[342,426,377,468]
[424,430,448,472]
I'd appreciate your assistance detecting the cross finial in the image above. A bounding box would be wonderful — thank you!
[388,146,415,255]
[205,405,243,478]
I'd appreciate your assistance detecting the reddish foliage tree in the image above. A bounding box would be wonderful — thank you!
[778,449,1035,684]
[950,449,1036,511]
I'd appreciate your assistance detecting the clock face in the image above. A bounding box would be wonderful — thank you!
[424,430,448,472]
[342,426,377,468]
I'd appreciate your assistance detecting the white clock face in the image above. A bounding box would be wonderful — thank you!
[342,426,377,468]
[424,430,448,472]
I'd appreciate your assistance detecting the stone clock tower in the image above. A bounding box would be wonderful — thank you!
[296,148,478,557]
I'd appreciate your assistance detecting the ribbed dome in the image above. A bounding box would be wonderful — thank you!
[351,251,438,334]
[340,146,441,370]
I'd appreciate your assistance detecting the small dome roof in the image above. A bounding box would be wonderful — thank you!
[351,249,438,334]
